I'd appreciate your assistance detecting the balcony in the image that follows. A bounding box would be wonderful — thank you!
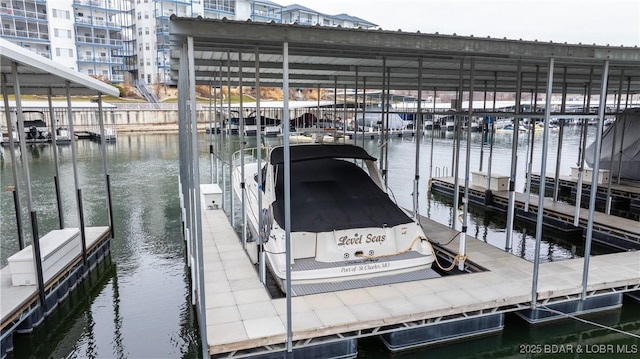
[78,56,124,64]
[76,36,123,47]
[74,0,111,9]
[0,7,48,21]
[2,28,50,41]
[75,16,120,29]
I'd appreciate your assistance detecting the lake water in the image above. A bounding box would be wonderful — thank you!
[1,127,638,358]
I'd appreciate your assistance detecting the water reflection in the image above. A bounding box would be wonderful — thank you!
[2,134,200,358]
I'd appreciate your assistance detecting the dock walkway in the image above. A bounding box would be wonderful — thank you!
[200,206,640,357]
[430,177,640,249]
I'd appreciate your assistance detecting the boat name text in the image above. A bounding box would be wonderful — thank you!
[337,233,386,247]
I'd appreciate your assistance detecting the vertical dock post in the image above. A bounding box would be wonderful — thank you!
[1,73,25,250]
[532,57,555,305]
[239,51,247,249]
[582,60,609,301]
[65,81,88,270]
[413,58,423,219]
[505,61,522,251]
[460,58,475,270]
[524,65,540,212]
[282,41,294,357]
[96,94,114,237]
[574,68,593,226]
[553,68,568,202]
[12,62,46,307]
[452,59,464,231]
[255,47,266,284]
[47,88,64,229]
[354,67,359,146]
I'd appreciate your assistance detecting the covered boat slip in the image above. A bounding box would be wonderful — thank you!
[171,18,640,358]
[1,39,118,357]
[200,205,640,357]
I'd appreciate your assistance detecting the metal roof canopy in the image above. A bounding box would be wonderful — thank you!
[169,17,640,100]
[0,38,119,97]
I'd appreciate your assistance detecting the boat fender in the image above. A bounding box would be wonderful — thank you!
[259,208,272,244]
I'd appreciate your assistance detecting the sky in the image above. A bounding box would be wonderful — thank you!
[289,0,640,46]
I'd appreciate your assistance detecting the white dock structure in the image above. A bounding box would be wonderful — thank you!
[171,17,640,358]
[199,202,640,357]
[1,39,118,358]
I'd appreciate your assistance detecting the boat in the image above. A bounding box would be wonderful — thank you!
[585,108,640,180]
[1,111,71,146]
[354,105,405,130]
[495,123,527,134]
[232,143,435,293]
[243,112,281,137]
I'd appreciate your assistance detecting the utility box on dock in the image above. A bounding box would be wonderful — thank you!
[201,184,223,210]
[471,171,509,191]
[570,167,610,185]
[7,228,81,286]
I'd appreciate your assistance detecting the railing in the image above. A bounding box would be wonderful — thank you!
[6,29,50,40]
[76,36,123,46]
[0,7,48,20]
[110,74,124,83]
[232,147,267,170]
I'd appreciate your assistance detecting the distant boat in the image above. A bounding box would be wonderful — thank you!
[354,106,405,130]
[495,124,527,133]
[1,111,71,146]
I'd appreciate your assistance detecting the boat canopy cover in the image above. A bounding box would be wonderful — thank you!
[272,157,413,232]
[585,108,640,180]
[269,144,376,165]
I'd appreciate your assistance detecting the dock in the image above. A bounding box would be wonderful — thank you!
[199,204,640,357]
[1,226,111,357]
[430,177,640,250]
[530,172,640,212]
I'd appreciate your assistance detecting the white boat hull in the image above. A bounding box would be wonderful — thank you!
[232,145,434,293]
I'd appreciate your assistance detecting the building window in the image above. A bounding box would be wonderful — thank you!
[144,11,149,19]
[147,74,151,83]
[55,48,73,57]
[57,29,71,38]
[52,9,70,19]
[138,28,142,36]
[146,58,150,66]
[88,69,94,75]
[145,43,150,50]
[145,27,149,35]
[137,12,141,20]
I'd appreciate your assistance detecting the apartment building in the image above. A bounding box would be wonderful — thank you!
[1,0,376,86]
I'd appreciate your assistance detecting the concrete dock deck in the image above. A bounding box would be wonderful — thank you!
[200,206,640,357]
